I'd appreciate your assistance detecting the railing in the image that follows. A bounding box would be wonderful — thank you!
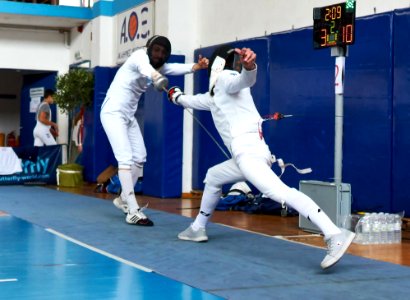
[6,1,59,5]
[4,1,93,7]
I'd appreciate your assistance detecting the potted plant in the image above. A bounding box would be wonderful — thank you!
[53,68,94,185]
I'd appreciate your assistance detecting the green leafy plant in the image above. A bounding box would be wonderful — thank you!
[54,68,94,163]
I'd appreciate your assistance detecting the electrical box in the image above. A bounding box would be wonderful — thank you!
[299,180,351,233]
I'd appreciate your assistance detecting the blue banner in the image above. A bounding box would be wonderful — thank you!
[0,145,62,185]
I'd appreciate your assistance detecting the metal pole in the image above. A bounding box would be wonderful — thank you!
[334,93,343,184]
[332,46,347,184]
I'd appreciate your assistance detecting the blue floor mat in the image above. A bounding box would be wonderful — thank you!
[0,216,221,300]
[1,186,410,300]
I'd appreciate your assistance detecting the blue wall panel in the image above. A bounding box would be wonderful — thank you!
[343,14,393,212]
[192,38,269,190]
[268,28,335,189]
[82,66,118,182]
[192,46,222,191]
[267,14,394,212]
[143,55,185,198]
[392,9,410,215]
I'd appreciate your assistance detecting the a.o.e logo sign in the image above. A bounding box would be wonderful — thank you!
[120,6,150,44]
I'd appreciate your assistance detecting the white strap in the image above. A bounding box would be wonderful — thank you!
[271,155,312,178]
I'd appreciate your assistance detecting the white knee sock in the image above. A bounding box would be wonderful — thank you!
[118,168,139,213]
[285,188,341,238]
[131,164,143,186]
[192,185,221,230]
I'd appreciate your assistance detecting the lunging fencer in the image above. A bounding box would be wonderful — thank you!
[100,35,208,226]
[167,45,355,269]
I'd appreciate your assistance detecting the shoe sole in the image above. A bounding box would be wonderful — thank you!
[178,235,208,242]
[126,219,154,226]
[321,231,356,269]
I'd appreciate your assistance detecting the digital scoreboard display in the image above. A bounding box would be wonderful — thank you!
[313,1,356,49]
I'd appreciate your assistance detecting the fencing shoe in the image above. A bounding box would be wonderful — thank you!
[126,208,154,226]
[321,228,355,269]
[113,197,128,214]
[178,224,208,242]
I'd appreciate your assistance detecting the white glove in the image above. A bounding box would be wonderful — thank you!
[167,86,183,105]
[151,71,169,91]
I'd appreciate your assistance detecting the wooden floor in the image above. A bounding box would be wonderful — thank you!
[52,183,410,267]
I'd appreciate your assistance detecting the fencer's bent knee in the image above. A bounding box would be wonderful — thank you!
[203,167,223,189]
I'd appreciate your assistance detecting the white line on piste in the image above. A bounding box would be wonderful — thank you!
[0,278,18,283]
[46,228,153,273]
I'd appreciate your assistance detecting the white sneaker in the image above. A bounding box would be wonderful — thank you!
[321,228,355,269]
[126,208,154,226]
[113,197,128,214]
[178,224,208,242]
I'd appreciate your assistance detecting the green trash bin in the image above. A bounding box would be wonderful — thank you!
[57,163,83,187]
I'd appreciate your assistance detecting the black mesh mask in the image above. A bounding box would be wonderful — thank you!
[146,35,172,69]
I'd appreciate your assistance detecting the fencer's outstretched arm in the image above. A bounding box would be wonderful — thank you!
[162,54,209,75]
[167,86,212,111]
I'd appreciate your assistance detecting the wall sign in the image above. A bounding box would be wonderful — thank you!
[116,1,154,64]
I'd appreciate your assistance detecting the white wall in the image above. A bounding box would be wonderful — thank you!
[158,0,409,49]
[70,22,93,65]
[0,27,70,71]
[90,16,117,67]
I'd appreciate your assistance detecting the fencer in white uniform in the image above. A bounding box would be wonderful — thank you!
[33,89,58,147]
[100,35,208,226]
[168,45,355,269]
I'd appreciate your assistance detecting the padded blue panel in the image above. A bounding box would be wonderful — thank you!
[20,73,57,147]
[268,28,335,189]
[392,9,410,216]
[192,38,269,190]
[343,13,393,213]
[143,55,185,198]
[268,13,394,213]
[82,66,118,182]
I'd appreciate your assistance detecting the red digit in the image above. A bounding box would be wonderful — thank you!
[321,28,327,46]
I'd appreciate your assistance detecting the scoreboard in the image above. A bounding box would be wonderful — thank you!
[313,1,356,49]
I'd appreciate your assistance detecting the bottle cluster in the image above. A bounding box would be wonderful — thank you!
[354,212,402,244]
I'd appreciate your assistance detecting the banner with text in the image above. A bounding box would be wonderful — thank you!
[116,1,154,64]
[0,145,62,185]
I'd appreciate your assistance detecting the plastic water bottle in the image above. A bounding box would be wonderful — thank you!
[393,214,402,243]
[360,215,371,244]
[354,218,363,244]
[386,214,395,244]
[378,213,388,244]
[370,213,380,244]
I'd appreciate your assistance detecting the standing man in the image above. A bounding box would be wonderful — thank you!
[33,89,58,146]
[167,45,355,269]
[100,35,208,226]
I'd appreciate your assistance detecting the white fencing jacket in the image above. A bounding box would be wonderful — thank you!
[102,48,195,120]
[177,66,260,152]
